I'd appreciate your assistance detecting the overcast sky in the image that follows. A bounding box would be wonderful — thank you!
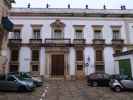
[13,0,133,9]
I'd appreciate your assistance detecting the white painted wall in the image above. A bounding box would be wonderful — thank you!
[128,23,133,44]
[40,47,45,75]
[19,47,31,72]
[104,47,115,74]
[131,55,133,77]
[10,17,128,45]
[69,47,76,76]
[7,11,133,76]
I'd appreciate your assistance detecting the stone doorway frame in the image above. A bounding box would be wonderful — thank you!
[45,47,70,80]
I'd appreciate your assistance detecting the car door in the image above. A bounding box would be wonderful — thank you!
[103,74,110,86]
[6,76,18,91]
[121,80,133,89]
[97,74,104,86]
[0,75,8,91]
[0,80,7,91]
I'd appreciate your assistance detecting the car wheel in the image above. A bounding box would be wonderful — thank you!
[92,81,98,87]
[114,86,121,92]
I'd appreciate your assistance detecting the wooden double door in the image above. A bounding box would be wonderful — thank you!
[51,55,64,76]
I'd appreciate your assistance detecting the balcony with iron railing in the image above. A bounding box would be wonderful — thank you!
[93,39,105,45]
[8,32,22,45]
[29,38,42,44]
[112,39,124,45]
[45,38,71,45]
[8,38,22,44]
[73,39,86,44]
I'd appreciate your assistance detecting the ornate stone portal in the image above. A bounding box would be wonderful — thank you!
[45,47,70,80]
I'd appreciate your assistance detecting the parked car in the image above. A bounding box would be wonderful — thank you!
[9,72,43,87]
[0,74,35,92]
[109,75,133,92]
[110,74,129,80]
[87,72,110,86]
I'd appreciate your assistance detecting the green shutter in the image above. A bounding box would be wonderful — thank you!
[119,59,132,78]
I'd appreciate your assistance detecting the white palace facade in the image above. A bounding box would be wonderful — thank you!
[5,8,133,80]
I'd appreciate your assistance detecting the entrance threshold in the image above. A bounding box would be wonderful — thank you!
[50,75,65,80]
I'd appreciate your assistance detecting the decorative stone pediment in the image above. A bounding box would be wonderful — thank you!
[50,19,65,28]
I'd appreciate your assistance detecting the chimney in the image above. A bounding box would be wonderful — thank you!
[68,4,70,8]
[27,3,31,8]
[86,4,88,9]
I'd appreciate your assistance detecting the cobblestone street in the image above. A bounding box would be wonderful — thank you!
[0,81,48,100]
[46,80,133,100]
[1,80,133,100]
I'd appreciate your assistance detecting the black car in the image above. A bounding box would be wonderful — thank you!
[9,72,43,87]
[110,74,129,80]
[87,72,110,86]
[0,74,35,92]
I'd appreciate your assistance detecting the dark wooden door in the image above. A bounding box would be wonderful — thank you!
[51,55,64,76]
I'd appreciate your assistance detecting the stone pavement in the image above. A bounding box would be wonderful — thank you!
[0,81,48,100]
[45,80,133,100]
[0,80,133,100]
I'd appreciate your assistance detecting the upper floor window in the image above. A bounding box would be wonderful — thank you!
[112,30,120,40]
[111,25,121,40]
[53,29,63,39]
[33,29,40,39]
[12,24,23,39]
[94,30,102,39]
[92,25,103,39]
[73,25,84,39]
[75,29,83,39]
[13,29,21,39]
[31,24,42,39]
[50,19,65,39]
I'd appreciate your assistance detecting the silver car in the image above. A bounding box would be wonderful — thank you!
[0,74,35,92]
[109,75,133,92]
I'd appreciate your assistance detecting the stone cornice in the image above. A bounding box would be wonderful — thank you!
[10,8,133,18]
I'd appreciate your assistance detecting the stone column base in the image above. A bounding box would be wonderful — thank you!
[70,75,76,80]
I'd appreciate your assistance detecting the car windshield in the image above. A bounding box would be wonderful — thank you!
[120,75,129,80]
[7,75,18,81]
[110,74,129,80]
[89,73,104,79]
[21,73,31,78]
